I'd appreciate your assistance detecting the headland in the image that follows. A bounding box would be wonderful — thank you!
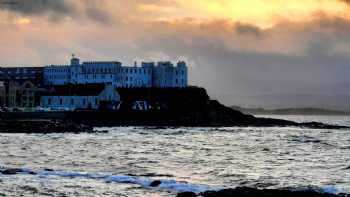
[0,87,348,133]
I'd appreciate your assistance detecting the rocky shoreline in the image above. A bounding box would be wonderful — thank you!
[1,168,348,197]
[0,119,93,133]
[0,115,347,133]
[0,87,349,133]
[176,187,349,197]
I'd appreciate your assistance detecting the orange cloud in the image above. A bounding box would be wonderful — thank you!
[138,0,350,28]
[15,17,31,25]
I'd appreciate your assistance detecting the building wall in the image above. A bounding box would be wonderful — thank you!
[5,81,43,108]
[98,85,120,101]
[0,81,6,107]
[41,85,120,110]
[0,67,43,85]
[44,65,71,85]
[121,66,152,88]
[74,61,122,86]
[41,95,99,110]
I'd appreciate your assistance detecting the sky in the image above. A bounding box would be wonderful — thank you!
[0,0,350,110]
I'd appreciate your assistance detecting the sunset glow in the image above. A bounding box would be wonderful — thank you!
[138,0,349,27]
[0,0,350,108]
[15,17,31,25]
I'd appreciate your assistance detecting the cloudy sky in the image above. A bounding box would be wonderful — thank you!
[0,0,350,110]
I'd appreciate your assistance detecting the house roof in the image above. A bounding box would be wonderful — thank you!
[43,83,106,96]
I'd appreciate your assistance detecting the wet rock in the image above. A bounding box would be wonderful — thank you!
[149,180,162,187]
[0,168,36,175]
[0,120,93,133]
[20,185,38,194]
[0,168,23,175]
[176,192,197,197]
[343,166,350,170]
[195,187,348,197]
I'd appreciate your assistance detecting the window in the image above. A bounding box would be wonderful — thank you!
[48,98,51,105]
[71,98,74,105]
[83,98,86,106]
[60,99,63,105]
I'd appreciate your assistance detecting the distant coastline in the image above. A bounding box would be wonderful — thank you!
[231,106,350,116]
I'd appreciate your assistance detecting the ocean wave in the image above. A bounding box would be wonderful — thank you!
[1,167,349,195]
[1,167,215,193]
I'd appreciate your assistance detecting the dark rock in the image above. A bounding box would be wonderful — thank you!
[20,185,38,194]
[0,120,93,134]
[0,168,36,175]
[176,192,197,197]
[149,180,162,187]
[44,168,54,171]
[196,187,348,197]
[0,168,23,175]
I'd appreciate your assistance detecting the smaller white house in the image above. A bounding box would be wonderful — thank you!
[40,84,120,111]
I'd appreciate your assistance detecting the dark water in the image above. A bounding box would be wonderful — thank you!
[0,115,349,196]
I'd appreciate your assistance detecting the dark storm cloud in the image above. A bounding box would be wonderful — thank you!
[134,16,350,109]
[340,0,350,5]
[235,23,263,36]
[0,0,71,15]
[0,0,111,22]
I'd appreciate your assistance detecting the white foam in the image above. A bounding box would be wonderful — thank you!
[323,185,347,195]
[157,179,214,193]
[8,168,349,195]
[21,168,215,193]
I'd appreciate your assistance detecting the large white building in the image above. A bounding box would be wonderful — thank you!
[44,56,188,88]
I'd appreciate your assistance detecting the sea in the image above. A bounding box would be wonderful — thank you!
[0,115,349,196]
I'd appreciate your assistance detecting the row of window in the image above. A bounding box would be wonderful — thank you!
[0,76,37,79]
[45,68,70,73]
[46,75,70,80]
[47,98,99,106]
[0,70,41,74]
[123,68,151,75]
[83,67,119,74]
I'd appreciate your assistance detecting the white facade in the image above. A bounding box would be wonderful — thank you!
[41,84,120,110]
[44,57,188,88]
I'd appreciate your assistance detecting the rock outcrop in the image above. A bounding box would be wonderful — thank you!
[177,187,349,197]
[0,120,93,133]
[0,87,349,129]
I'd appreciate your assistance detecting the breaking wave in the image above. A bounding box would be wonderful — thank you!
[1,167,348,195]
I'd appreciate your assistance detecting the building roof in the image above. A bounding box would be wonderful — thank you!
[43,83,106,96]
